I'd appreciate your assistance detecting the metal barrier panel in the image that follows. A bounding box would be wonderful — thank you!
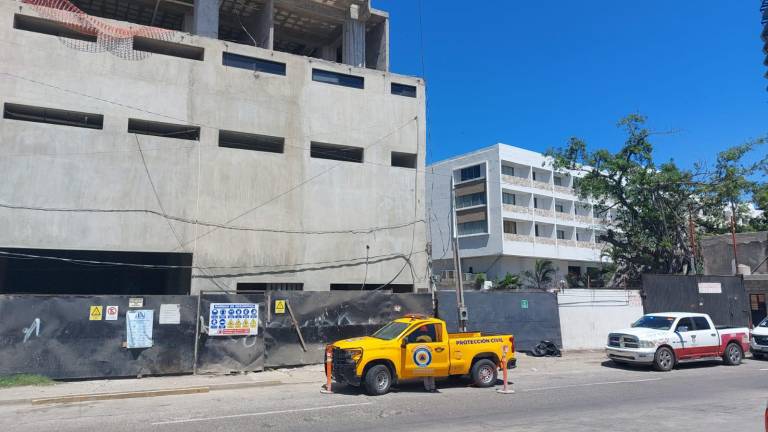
[436,290,562,351]
[641,274,750,327]
[195,292,266,374]
[0,295,196,379]
[558,289,644,350]
[265,292,433,367]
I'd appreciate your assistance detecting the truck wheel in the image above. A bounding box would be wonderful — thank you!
[722,343,743,366]
[364,364,392,396]
[471,359,498,388]
[653,347,675,372]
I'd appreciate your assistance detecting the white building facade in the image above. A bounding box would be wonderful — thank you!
[427,144,611,287]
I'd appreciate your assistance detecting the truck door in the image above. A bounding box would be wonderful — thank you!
[673,317,696,360]
[690,316,720,357]
[401,323,450,380]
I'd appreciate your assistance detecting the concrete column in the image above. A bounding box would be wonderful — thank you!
[342,4,365,67]
[252,0,274,49]
[319,45,338,62]
[192,0,219,39]
[365,20,388,71]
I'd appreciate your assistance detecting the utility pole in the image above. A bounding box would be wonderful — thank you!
[449,176,468,332]
[688,205,697,274]
[729,202,739,274]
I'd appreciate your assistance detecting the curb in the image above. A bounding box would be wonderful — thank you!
[0,379,290,407]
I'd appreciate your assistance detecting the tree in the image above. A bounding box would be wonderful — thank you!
[522,260,557,290]
[547,114,767,286]
[494,272,522,290]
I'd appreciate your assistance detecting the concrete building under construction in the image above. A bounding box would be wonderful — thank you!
[0,0,427,294]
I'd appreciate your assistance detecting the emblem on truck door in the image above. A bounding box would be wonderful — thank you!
[413,345,432,368]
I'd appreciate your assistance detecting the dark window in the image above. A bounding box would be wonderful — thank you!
[237,282,303,292]
[14,14,97,42]
[676,317,694,332]
[534,197,539,208]
[556,203,565,213]
[310,142,363,163]
[503,220,517,234]
[568,266,582,276]
[692,317,711,330]
[3,103,103,129]
[391,151,417,168]
[535,224,540,237]
[312,69,364,89]
[457,220,487,236]
[128,118,200,140]
[134,37,204,61]
[532,171,537,181]
[554,176,563,186]
[455,192,486,209]
[223,52,286,75]
[219,130,284,153]
[406,324,438,344]
[459,165,482,182]
[391,83,416,98]
[557,230,566,240]
[502,165,515,176]
[502,192,516,205]
[330,283,413,293]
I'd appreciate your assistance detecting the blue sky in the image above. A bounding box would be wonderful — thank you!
[377,1,768,168]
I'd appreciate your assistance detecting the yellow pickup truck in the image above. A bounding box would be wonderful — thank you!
[330,315,515,395]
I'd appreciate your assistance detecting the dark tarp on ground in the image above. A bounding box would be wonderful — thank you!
[436,290,562,351]
[264,291,433,367]
[0,295,196,379]
[641,274,750,327]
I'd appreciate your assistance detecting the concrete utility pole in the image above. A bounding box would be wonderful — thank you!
[729,202,739,274]
[449,176,468,332]
[688,205,697,274]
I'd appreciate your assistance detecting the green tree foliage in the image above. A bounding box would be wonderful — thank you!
[522,259,557,290]
[494,272,522,290]
[548,115,766,286]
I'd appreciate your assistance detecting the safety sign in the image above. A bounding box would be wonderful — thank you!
[89,305,103,321]
[274,300,286,314]
[105,305,119,321]
[521,299,529,309]
[208,303,259,336]
[126,310,153,348]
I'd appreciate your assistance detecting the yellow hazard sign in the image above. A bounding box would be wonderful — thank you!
[275,300,286,314]
[90,306,103,321]
[250,319,257,328]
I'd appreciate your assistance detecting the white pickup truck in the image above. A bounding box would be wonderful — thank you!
[751,316,768,359]
[605,312,750,371]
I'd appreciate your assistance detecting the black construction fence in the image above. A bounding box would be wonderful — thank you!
[641,274,750,327]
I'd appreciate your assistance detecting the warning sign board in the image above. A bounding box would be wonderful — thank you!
[208,303,258,336]
[105,305,119,321]
[90,306,103,321]
[274,300,286,314]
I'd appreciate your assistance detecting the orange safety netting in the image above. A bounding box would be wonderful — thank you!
[22,0,174,60]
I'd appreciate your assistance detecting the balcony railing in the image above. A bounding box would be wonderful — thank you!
[502,175,531,187]
[504,233,533,243]
[531,180,551,191]
[554,185,574,195]
[576,240,602,250]
[503,204,532,215]
[559,239,577,247]
[536,237,557,245]
[575,214,594,224]
[555,211,574,221]
[534,208,554,218]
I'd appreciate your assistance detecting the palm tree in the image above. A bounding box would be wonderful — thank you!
[523,260,557,290]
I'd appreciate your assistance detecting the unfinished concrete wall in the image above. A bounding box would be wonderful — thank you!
[557,289,644,350]
[701,231,768,275]
[0,1,427,293]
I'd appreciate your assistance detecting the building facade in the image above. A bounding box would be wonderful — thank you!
[0,0,427,294]
[427,144,611,288]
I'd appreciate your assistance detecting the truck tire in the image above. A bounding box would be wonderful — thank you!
[653,347,675,372]
[363,364,392,396]
[722,343,743,366]
[471,359,498,388]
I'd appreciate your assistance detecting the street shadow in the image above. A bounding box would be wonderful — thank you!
[330,376,499,395]
[601,359,724,371]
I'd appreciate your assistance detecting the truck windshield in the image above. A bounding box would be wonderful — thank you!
[760,318,768,328]
[372,322,409,340]
[632,315,675,330]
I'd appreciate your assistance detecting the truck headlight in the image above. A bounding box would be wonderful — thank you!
[639,340,656,348]
[348,349,363,364]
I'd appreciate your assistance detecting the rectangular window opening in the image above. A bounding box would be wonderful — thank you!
[312,69,364,89]
[503,193,516,205]
[134,37,204,61]
[391,151,417,168]
[554,176,563,186]
[219,130,284,153]
[3,103,103,129]
[557,229,566,240]
[310,141,364,163]
[128,118,200,141]
[14,14,97,43]
[457,220,487,236]
[501,165,515,176]
[535,224,540,237]
[459,165,482,182]
[237,282,303,292]
[503,220,517,234]
[391,83,417,98]
[223,52,286,75]
[455,192,486,209]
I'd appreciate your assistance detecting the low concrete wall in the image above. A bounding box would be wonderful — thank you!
[557,289,644,350]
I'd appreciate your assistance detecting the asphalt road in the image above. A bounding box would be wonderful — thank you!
[3,355,766,432]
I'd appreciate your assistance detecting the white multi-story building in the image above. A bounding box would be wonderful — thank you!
[427,144,612,287]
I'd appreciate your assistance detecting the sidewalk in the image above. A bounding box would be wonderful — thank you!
[0,351,607,406]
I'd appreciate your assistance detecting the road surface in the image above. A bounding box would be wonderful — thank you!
[3,354,766,431]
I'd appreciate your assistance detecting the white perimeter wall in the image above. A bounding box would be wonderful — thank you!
[557,289,644,350]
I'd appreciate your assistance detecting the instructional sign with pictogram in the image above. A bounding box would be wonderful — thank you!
[89,305,103,321]
[105,305,119,321]
[208,303,259,336]
[274,300,286,314]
